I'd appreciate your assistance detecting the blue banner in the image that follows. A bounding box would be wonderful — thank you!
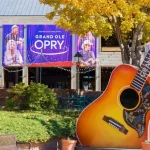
[27,25,72,66]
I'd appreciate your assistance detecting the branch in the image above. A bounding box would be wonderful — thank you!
[112,15,126,63]
[130,22,143,66]
[131,23,143,56]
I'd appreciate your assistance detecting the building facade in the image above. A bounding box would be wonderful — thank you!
[0,0,124,91]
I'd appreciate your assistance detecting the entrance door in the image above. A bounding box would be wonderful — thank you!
[28,67,71,89]
[101,67,114,91]
[80,69,95,91]
[42,68,71,89]
[4,67,22,88]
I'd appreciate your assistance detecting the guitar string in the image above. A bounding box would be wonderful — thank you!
[131,51,150,91]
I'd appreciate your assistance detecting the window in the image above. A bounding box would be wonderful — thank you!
[101,34,120,52]
[101,67,114,91]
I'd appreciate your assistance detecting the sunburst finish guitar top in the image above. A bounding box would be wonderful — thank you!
[76,50,150,148]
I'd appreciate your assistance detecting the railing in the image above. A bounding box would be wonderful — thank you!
[54,89,103,110]
[0,88,103,110]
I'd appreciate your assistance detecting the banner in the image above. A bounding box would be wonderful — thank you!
[27,25,72,66]
[75,32,97,67]
[145,43,150,56]
[2,25,24,66]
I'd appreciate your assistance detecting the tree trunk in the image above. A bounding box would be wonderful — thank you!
[113,16,131,64]
[112,16,128,64]
[122,44,130,64]
[130,23,143,67]
[112,16,143,67]
[119,38,143,67]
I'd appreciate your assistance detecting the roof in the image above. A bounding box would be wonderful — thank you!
[0,0,53,16]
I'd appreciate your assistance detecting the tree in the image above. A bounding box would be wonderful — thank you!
[40,0,150,67]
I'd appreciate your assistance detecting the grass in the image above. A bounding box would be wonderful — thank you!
[0,109,80,142]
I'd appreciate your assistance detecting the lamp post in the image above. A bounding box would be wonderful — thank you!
[74,52,83,94]
[40,49,43,84]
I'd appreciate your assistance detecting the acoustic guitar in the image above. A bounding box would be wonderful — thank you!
[76,49,150,148]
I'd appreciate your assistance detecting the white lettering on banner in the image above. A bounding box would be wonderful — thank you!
[51,40,57,49]
[55,35,65,39]
[35,40,43,49]
[35,35,43,39]
[35,35,38,39]
[43,35,54,39]
[44,40,50,49]
[34,40,64,49]
[58,41,64,49]
[35,35,65,39]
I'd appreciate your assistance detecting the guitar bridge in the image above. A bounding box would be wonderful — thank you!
[103,115,128,135]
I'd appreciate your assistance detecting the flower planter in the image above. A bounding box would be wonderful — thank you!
[17,138,61,150]
[141,142,150,150]
[61,139,77,150]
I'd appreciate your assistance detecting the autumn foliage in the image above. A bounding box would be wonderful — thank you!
[40,0,150,66]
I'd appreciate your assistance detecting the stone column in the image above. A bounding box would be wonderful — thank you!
[36,68,39,83]
[22,25,28,85]
[71,34,77,89]
[96,36,101,91]
[0,26,4,88]
[15,70,19,84]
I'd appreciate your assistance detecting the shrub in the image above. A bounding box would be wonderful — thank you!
[0,110,77,142]
[49,117,76,139]
[6,82,27,109]
[0,115,51,142]
[25,82,58,110]
[6,82,58,111]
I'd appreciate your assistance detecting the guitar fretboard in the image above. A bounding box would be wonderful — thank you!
[131,49,150,91]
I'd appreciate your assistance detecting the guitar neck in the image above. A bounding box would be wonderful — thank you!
[131,49,150,91]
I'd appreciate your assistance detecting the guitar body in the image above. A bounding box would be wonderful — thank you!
[76,64,150,148]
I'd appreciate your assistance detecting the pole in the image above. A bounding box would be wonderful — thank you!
[40,67,42,83]
[77,57,80,94]
[78,65,80,94]
[76,63,78,93]
[40,49,42,83]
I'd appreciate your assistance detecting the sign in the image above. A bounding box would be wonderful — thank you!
[75,32,97,66]
[27,25,72,66]
[2,25,24,66]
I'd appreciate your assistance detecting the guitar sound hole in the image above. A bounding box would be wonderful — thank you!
[120,88,139,109]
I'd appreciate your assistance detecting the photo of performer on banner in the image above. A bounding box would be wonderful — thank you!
[2,24,24,66]
[76,32,97,67]
[4,39,23,66]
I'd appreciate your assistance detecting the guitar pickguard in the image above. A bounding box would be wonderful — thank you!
[123,82,150,137]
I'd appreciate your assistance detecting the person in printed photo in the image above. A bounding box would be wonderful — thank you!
[5,25,24,49]
[78,40,96,66]
[4,40,23,66]
[78,31,95,48]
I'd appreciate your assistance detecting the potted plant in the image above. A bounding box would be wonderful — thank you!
[141,121,150,150]
[59,117,77,150]
[141,140,150,150]
[50,117,77,150]
[61,138,77,150]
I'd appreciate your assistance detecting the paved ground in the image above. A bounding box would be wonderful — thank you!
[75,147,142,150]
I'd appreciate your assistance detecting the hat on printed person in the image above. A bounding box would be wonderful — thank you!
[11,25,19,30]
[81,40,93,49]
